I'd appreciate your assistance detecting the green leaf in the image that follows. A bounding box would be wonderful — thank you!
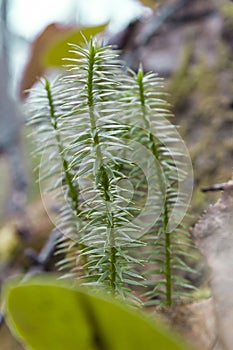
[4,277,189,350]
[43,23,108,67]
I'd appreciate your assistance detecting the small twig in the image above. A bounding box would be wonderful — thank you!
[202,179,233,193]
[202,183,226,192]
[25,229,61,273]
[140,0,193,47]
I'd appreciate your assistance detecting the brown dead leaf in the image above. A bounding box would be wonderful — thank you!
[19,22,75,100]
[192,179,233,350]
[167,298,220,350]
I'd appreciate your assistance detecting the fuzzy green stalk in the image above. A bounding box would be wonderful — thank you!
[164,203,172,305]
[86,42,117,294]
[136,66,172,306]
[45,78,80,215]
[110,246,117,292]
[44,78,90,272]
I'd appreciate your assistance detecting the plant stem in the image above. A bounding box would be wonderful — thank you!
[164,202,172,306]
[86,42,116,293]
[45,78,89,272]
[110,247,117,293]
[45,78,80,215]
[137,67,172,306]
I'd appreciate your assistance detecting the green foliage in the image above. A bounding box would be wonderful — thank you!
[4,277,190,350]
[42,23,108,67]
[26,38,194,306]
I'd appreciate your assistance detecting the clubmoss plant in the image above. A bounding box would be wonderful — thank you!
[118,66,195,305]
[26,38,194,306]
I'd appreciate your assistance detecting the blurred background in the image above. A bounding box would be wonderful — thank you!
[8,0,143,92]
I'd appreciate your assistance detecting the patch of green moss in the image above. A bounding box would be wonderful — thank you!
[220,2,233,18]
[168,41,195,110]
[167,32,233,220]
